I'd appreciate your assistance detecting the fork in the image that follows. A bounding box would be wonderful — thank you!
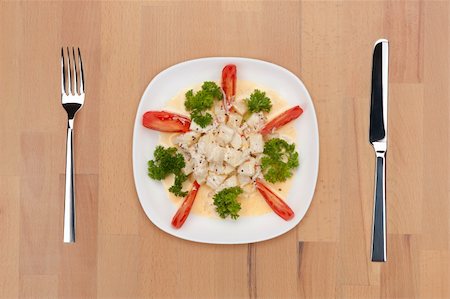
[61,47,85,243]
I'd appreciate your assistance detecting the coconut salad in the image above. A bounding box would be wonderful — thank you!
[142,64,304,228]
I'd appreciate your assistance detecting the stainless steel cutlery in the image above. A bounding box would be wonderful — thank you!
[369,39,389,262]
[61,47,85,243]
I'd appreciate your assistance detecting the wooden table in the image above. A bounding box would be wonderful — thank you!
[1,1,449,298]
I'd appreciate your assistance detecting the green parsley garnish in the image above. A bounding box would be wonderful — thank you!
[168,173,188,197]
[184,81,222,128]
[190,110,213,128]
[201,81,223,99]
[148,146,188,197]
[246,89,272,113]
[261,138,299,183]
[213,187,243,220]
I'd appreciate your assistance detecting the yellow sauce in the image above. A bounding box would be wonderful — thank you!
[159,80,296,218]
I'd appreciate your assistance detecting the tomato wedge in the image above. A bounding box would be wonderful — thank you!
[142,111,191,133]
[171,181,201,228]
[221,64,237,109]
[260,106,303,135]
[255,179,294,221]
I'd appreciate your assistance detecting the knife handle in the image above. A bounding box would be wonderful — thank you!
[371,152,386,262]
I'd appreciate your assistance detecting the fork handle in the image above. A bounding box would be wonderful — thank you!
[64,119,76,243]
[371,152,386,262]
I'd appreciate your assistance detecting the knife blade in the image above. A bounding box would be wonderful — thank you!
[369,39,388,262]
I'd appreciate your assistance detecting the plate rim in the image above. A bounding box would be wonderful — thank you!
[132,56,319,244]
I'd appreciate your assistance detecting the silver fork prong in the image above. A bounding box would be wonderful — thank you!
[67,47,72,95]
[78,48,84,94]
[72,47,79,95]
[61,48,66,95]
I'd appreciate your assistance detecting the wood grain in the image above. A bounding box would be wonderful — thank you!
[0,1,449,298]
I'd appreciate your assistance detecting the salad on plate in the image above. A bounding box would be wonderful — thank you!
[142,64,304,228]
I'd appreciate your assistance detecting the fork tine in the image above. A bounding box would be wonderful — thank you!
[66,47,72,95]
[78,48,84,94]
[61,48,66,95]
[72,47,79,94]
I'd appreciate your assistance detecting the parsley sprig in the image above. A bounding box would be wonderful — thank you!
[213,187,243,219]
[148,146,188,197]
[261,138,299,183]
[246,89,272,113]
[185,81,222,128]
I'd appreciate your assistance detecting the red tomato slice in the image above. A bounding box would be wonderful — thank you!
[142,111,191,133]
[255,179,294,221]
[171,181,201,228]
[260,106,303,135]
[221,64,237,109]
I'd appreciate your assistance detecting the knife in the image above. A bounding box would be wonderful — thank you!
[369,39,388,262]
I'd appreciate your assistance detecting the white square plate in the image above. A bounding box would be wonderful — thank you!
[133,57,319,244]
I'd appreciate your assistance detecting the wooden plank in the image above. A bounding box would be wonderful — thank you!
[20,275,58,299]
[141,1,225,72]
[15,2,63,135]
[419,250,449,299]
[381,234,419,299]
[254,230,300,298]
[138,217,248,298]
[339,285,380,299]
[298,242,337,298]
[0,177,20,299]
[97,0,141,236]
[387,84,423,234]
[383,1,424,83]
[421,0,449,250]
[97,235,139,298]
[336,95,372,286]
[297,1,342,243]
[0,2,21,176]
[19,133,61,276]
